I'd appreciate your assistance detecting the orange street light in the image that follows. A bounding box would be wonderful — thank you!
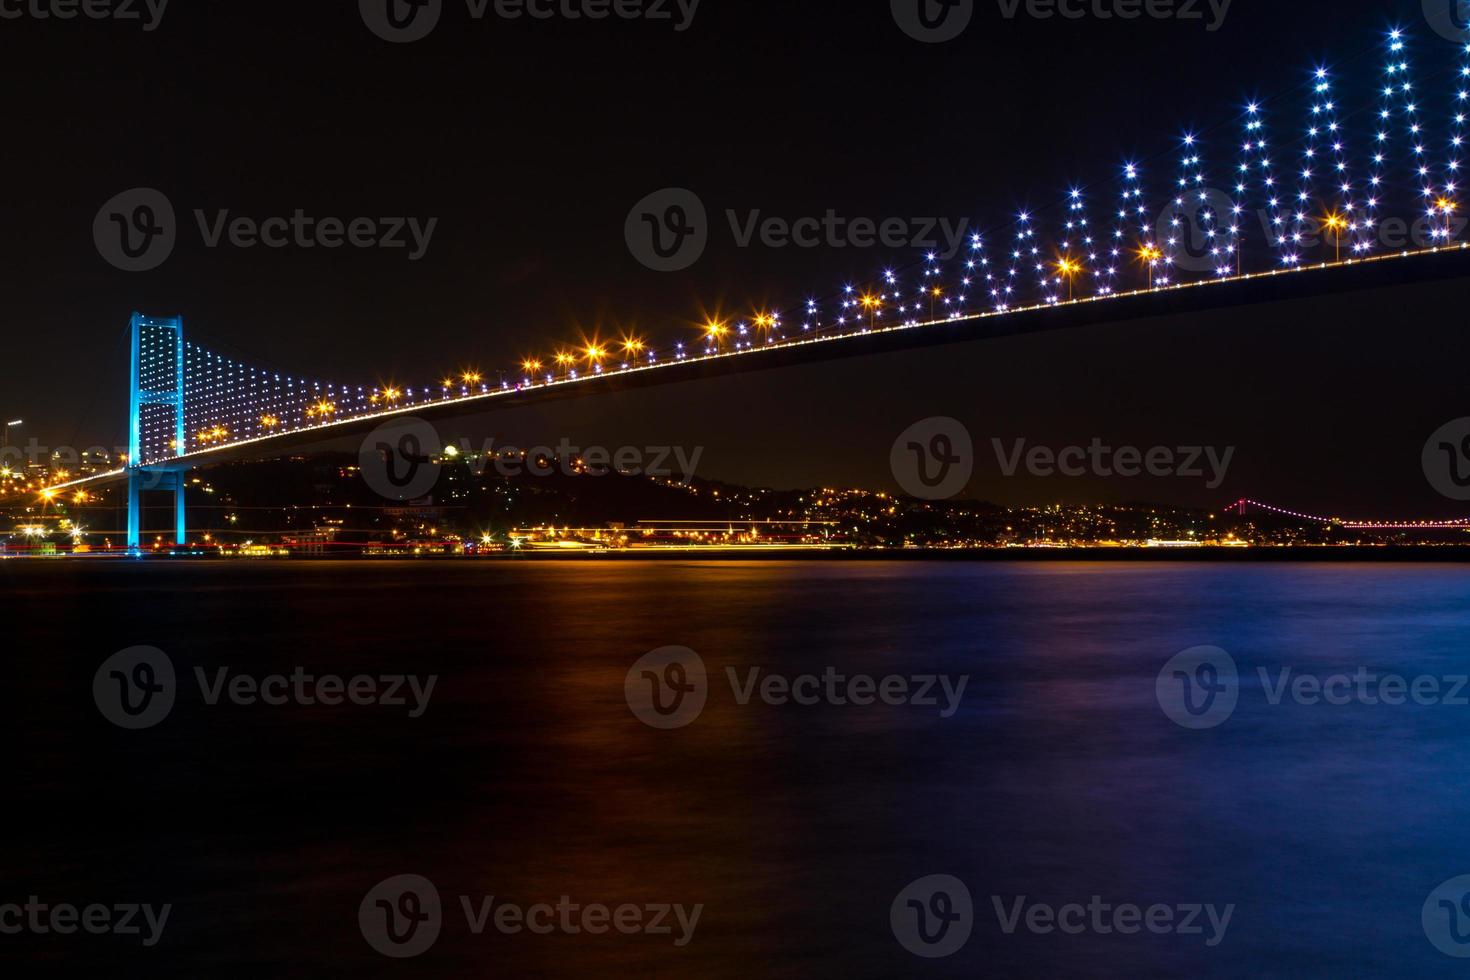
[1322,212,1347,262]
[1138,244,1163,289]
[1055,257,1081,300]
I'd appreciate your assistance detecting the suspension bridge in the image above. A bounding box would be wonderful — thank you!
[1231,499,1470,531]
[28,25,1470,550]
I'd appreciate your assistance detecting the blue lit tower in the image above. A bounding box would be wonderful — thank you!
[127,312,188,551]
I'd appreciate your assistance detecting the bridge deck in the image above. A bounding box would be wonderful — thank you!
[44,242,1470,495]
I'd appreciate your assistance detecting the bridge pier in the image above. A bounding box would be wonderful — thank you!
[174,472,187,546]
[126,472,140,549]
[126,466,189,552]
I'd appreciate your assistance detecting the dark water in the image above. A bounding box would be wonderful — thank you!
[6,560,1470,977]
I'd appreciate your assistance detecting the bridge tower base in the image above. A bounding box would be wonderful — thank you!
[126,467,189,552]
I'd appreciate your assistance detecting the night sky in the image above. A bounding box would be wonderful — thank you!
[3,0,1467,515]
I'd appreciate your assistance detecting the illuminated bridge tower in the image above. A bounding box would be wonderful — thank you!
[127,312,189,551]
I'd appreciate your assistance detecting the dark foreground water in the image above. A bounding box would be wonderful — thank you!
[6,560,1470,977]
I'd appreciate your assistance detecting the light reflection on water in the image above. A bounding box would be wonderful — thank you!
[7,560,1470,977]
